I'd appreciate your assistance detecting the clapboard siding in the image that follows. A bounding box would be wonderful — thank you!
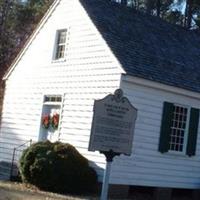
[106,78,200,188]
[0,0,121,183]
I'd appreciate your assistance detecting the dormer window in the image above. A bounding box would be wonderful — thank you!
[55,29,67,60]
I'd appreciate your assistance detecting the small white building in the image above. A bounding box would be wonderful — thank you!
[1,0,200,193]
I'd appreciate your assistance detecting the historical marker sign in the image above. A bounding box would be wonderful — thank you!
[88,89,137,155]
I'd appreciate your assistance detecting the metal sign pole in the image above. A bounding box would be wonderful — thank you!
[101,161,112,200]
[100,150,120,200]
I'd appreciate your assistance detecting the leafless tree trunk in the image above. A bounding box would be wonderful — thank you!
[184,0,193,29]
[156,0,161,17]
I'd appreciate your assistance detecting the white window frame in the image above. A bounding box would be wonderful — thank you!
[52,29,68,61]
[168,103,191,155]
[43,94,62,105]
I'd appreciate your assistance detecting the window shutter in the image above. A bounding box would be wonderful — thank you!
[186,108,199,156]
[158,102,174,153]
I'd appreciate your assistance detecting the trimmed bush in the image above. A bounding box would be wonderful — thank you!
[19,141,97,194]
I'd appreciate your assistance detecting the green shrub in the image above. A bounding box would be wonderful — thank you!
[19,141,97,194]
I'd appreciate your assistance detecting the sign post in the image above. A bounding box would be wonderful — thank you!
[100,150,120,200]
[88,89,137,200]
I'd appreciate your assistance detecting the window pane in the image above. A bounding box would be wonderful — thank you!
[45,96,50,102]
[58,31,67,44]
[56,45,65,59]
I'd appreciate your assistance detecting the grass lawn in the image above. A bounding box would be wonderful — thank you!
[0,181,98,200]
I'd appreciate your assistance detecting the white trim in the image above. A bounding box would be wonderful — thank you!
[167,150,188,157]
[43,102,62,106]
[3,0,61,80]
[183,107,191,154]
[122,75,200,100]
[58,93,65,141]
[37,94,46,141]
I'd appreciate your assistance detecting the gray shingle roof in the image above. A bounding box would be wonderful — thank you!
[80,0,200,93]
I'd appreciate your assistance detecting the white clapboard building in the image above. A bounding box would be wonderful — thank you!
[1,0,200,193]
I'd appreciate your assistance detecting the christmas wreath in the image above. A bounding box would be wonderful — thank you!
[42,114,50,129]
[51,113,59,129]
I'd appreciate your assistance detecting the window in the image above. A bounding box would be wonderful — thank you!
[55,30,67,60]
[44,95,62,103]
[159,102,199,156]
[169,105,189,152]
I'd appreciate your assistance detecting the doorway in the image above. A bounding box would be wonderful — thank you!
[39,95,62,142]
